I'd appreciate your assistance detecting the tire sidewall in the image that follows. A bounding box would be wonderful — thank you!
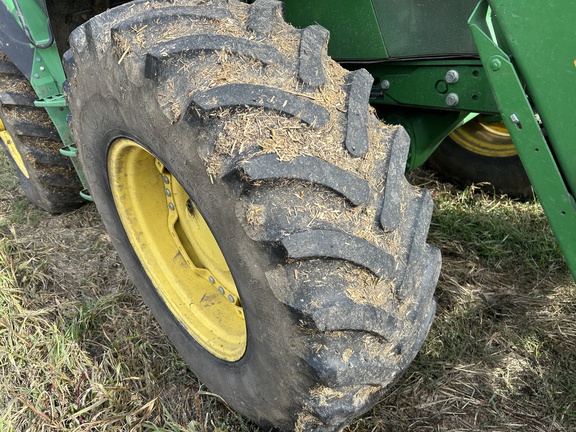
[75,91,311,428]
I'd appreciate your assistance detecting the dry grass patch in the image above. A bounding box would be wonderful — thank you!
[0,153,256,431]
[360,170,576,431]
[0,150,575,431]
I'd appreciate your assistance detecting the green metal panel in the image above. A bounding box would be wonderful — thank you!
[0,1,35,77]
[377,106,468,169]
[282,0,480,60]
[366,59,498,113]
[2,0,88,191]
[470,1,576,279]
[363,58,498,169]
[372,0,479,58]
[282,0,388,60]
[488,0,576,200]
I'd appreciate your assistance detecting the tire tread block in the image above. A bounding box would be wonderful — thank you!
[189,84,329,128]
[380,127,410,232]
[248,0,284,36]
[306,296,435,390]
[298,25,330,88]
[281,229,395,280]
[239,153,370,206]
[11,118,59,141]
[345,69,373,158]
[303,384,382,430]
[112,6,232,37]
[0,91,36,107]
[394,190,435,299]
[145,34,282,81]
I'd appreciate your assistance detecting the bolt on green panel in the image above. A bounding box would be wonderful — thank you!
[367,60,499,113]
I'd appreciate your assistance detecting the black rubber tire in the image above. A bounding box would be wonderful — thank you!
[0,52,83,213]
[428,122,533,199]
[66,1,440,430]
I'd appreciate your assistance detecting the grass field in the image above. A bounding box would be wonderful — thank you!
[0,151,575,431]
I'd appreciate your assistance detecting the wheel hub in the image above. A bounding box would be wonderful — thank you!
[107,138,247,361]
[450,118,517,158]
[0,117,29,177]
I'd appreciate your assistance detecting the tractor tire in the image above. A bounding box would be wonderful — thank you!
[66,1,440,430]
[427,117,533,199]
[0,52,83,213]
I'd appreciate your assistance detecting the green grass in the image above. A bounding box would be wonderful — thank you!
[0,152,575,431]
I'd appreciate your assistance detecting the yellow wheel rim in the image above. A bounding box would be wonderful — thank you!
[108,138,247,361]
[450,118,517,158]
[0,118,29,178]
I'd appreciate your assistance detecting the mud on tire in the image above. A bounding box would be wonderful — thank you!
[0,52,83,213]
[66,0,440,430]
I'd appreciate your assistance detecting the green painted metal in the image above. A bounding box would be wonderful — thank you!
[366,60,498,113]
[364,58,497,170]
[372,0,479,58]
[282,0,387,60]
[487,0,576,201]
[470,1,576,279]
[282,0,480,60]
[377,106,467,169]
[4,0,89,193]
[5,0,51,48]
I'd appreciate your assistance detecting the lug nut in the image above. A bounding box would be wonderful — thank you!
[445,93,460,107]
[445,70,459,84]
[490,58,502,71]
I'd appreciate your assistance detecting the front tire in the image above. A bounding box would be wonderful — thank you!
[67,0,440,429]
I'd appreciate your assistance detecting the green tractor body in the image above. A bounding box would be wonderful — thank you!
[0,0,575,429]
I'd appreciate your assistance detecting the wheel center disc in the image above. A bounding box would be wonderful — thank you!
[108,138,247,361]
[450,119,517,158]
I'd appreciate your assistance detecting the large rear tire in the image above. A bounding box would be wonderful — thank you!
[67,0,440,429]
[0,52,83,213]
